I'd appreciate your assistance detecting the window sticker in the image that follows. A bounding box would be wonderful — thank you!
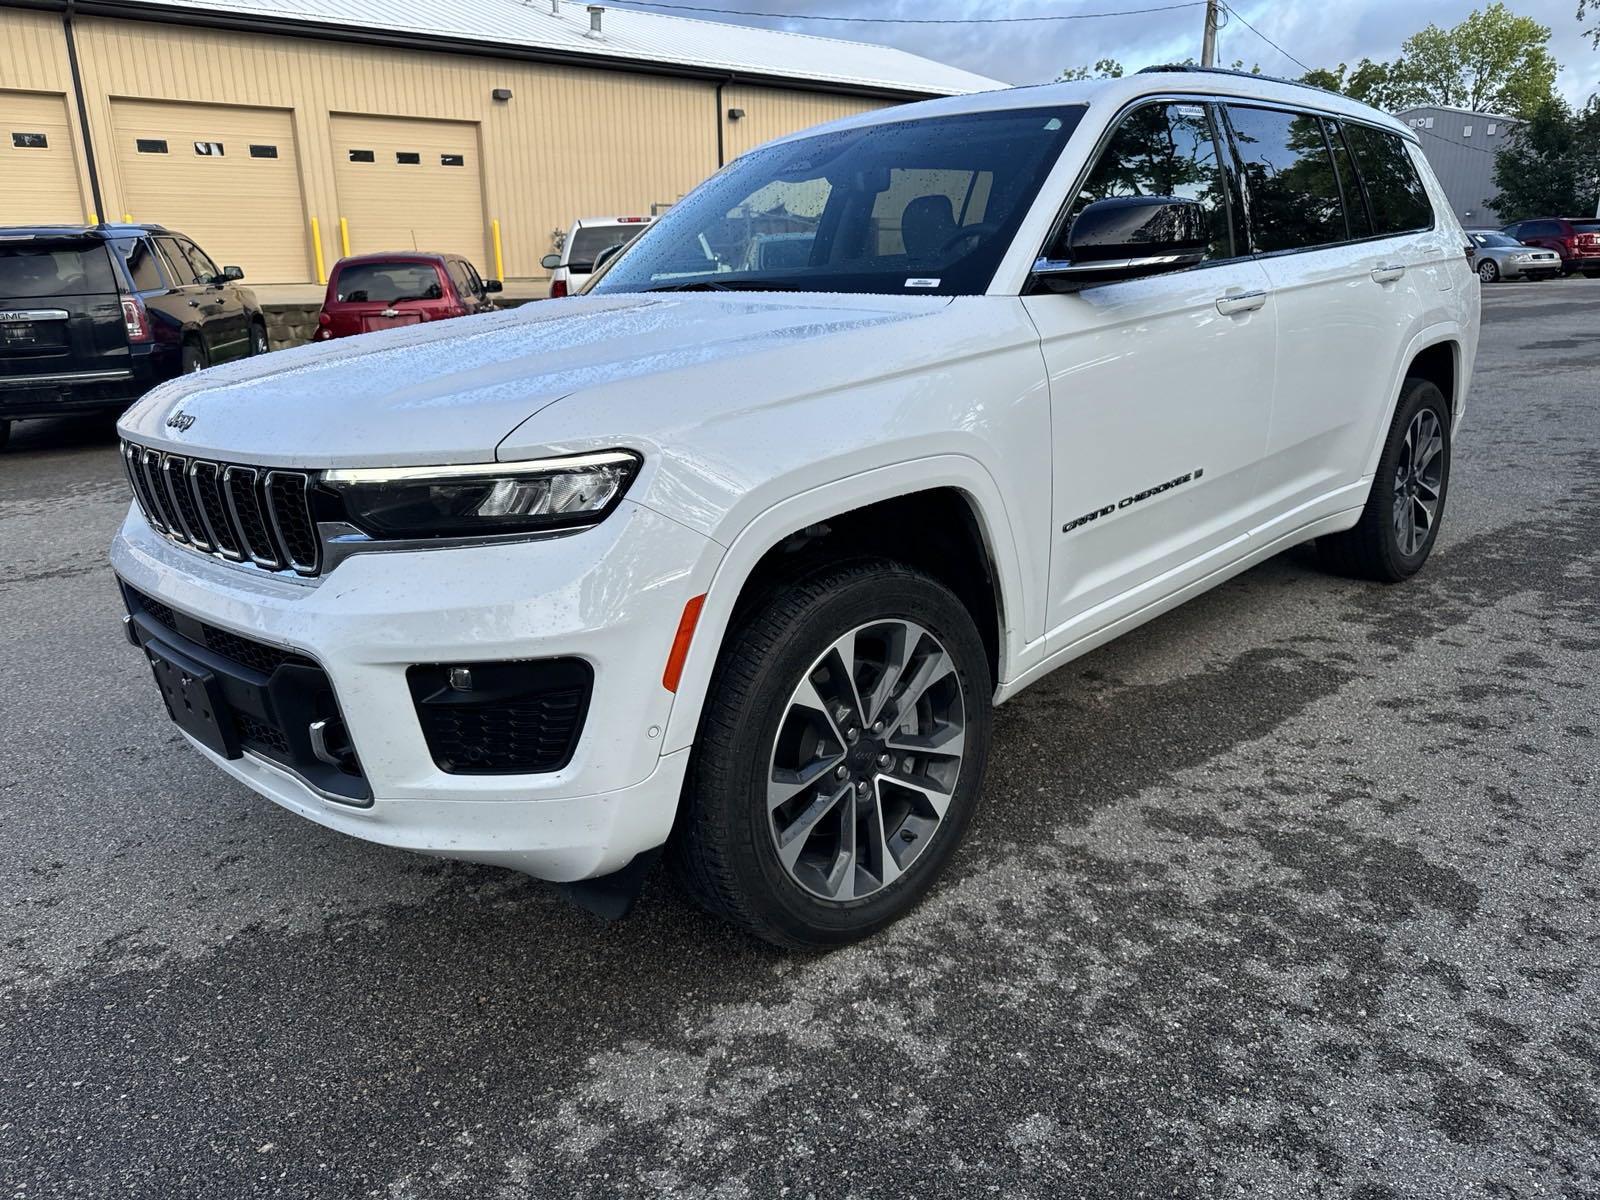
[905,277,940,288]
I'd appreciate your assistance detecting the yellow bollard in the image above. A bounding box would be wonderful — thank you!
[88,212,98,225]
[491,218,505,282]
[122,213,132,223]
[338,216,350,259]
[310,217,327,284]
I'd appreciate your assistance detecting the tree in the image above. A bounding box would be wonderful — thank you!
[1578,0,1598,49]
[1304,4,1557,117]
[1491,98,1600,219]
[1057,58,1123,82]
[1399,3,1556,117]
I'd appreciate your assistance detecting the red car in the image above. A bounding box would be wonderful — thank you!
[313,252,502,341]
[1500,217,1600,276]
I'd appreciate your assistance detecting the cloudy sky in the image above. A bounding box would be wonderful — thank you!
[608,0,1600,105]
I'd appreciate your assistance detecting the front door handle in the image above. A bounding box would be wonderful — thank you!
[1371,263,1407,284]
[1215,289,1267,316]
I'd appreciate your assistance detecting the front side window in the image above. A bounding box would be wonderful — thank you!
[1341,124,1433,235]
[181,240,220,283]
[156,237,199,285]
[591,106,1085,296]
[1225,105,1347,252]
[1066,102,1235,260]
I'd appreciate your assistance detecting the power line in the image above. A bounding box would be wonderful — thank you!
[602,0,1207,24]
[1218,2,1312,73]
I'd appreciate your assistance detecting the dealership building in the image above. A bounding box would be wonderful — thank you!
[0,0,994,286]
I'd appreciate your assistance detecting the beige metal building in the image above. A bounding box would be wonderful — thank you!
[0,0,995,286]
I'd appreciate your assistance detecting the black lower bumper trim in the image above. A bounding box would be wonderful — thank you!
[119,582,371,805]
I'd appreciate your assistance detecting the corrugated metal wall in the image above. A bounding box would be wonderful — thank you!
[0,10,892,281]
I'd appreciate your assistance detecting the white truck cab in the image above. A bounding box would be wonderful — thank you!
[540,215,653,297]
[112,68,1477,947]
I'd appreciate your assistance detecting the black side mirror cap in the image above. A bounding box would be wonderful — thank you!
[484,278,504,293]
[1032,195,1209,291]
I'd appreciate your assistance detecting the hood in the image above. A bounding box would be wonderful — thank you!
[117,292,946,467]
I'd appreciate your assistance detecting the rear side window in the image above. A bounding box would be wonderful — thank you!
[333,262,445,303]
[0,243,117,298]
[1068,102,1235,260]
[566,224,648,273]
[1225,105,1347,252]
[1341,124,1433,235]
[111,238,166,291]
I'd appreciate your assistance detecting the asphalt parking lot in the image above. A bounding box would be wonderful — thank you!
[2,279,1598,1199]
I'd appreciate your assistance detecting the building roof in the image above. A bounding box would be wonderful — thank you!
[79,0,1002,98]
[1396,104,1520,123]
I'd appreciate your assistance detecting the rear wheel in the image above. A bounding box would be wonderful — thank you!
[671,560,992,948]
[181,339,207,374]
[1477,259,1499,283]
[1318,378,1450,582]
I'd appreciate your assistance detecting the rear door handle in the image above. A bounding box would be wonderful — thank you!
[1371,263,1406,284]
[1215,289,1267,316]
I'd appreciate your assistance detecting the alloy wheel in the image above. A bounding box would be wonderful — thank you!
[1392,408,1444,556]
[1477,260,1497,282]
[766,619,966,902]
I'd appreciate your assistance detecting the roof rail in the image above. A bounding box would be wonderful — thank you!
[1136,63,1337,98]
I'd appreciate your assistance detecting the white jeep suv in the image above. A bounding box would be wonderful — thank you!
[112,69,1477,947]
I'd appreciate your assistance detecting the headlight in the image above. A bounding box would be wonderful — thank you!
[321,450,640,540]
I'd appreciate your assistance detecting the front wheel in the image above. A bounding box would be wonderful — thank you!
[671,561,992,948]
[249,320,270,356]
[1477,259,1499,283]
[1318,378,1451,582]
[181,340,208,374]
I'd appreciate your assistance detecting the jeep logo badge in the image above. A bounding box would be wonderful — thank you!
[166,410,195,432]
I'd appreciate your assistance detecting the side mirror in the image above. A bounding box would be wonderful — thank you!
[483,278,504,293]
[1032,196,1208,291]
[540,253,562,271]
[220,265,245,282]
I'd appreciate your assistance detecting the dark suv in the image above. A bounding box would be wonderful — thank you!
[0,223,268,449]
[1500,217,1600,276]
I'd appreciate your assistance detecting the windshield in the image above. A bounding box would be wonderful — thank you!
[1472,232,1519,247]
[567,224,649,273]
[591,105,1086,297]
[334,262,444,304]
[0,242,117,299]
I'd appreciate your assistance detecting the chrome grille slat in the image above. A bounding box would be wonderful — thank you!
[120,440,322,578]
[138,447,174,533]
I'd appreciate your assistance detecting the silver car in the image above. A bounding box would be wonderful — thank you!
[1467,230,1562,282]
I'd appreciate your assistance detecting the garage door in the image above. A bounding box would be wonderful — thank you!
[331,115,486,267]
[110,100,309,283]
[0,91,85,225]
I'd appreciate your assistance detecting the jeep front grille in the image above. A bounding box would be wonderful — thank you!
[121,441,321,576]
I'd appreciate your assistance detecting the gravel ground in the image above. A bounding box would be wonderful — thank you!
[1,279,1597,1199]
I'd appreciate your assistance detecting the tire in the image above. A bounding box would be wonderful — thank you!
[1477,259,1499,283]
[249,320,270,356]
[181,339,208,374]
[1319,378,1451,583]
[671,559,993,949]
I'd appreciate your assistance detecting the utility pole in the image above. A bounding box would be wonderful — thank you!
[1201,0,1219,67]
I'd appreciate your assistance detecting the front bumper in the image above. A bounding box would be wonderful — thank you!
[110,498,717,881]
